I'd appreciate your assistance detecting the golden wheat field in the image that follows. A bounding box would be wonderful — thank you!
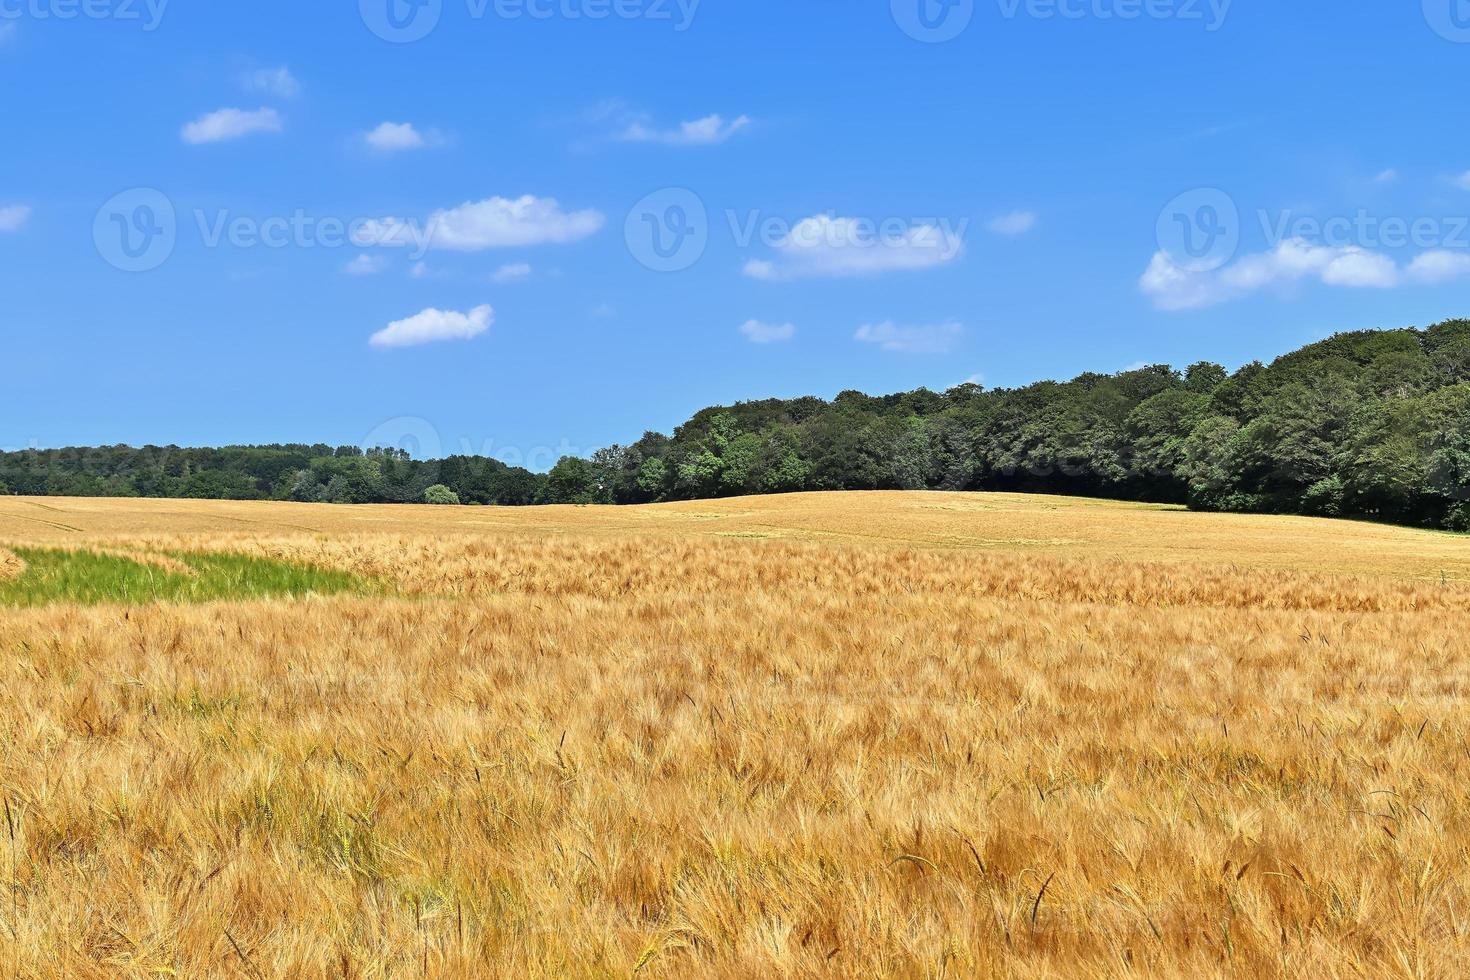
[2,491,1470,978]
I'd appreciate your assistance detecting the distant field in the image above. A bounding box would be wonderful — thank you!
[5,489,1469,580]
[1,492,1468,976]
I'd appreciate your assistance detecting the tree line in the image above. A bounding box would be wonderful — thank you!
[5,320,1469,531]
[0,445,544,507]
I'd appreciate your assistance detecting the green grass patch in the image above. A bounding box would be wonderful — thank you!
[0,548,374,607]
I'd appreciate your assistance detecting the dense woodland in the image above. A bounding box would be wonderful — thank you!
[6,320,1470,530]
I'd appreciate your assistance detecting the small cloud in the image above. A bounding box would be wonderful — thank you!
[370,304,493,349]
[342,254,389,277]
[409,261,431,279]
[181,107,282,145]
[364,121,428,152]
[1373,168,1399,184]
[742,259,778,281]
[590,303,616,319]
[0,23,16,46]
[744,215,965,281]
[242,67,300,99]
[0,205,31,233]
[987,210,1037,235]
[618,113,752,146]
[1139,238,1451,311]
[1454,171,1470,192]
[492,262,533,284]
[358,195,604,252]
[739,319,795,344]
[956,373,985,387]
[1320,249,1399,288]
[855,320,962,354]
[1407,250,1470,285]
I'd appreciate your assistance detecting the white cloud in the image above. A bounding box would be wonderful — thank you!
[1373,168,1399,184]
[987,210,1037,235]
[409,261,431,279]
[1454,171,1470,192]
[365,122,426,152]
[0,23,16,46]
[492,262,533,284]
[370,304,494,349]
[739,319,795,344]
[742,259,779,281]
[242,67,300,99]
[342,254,389,276]
[0,205,31,233]
[1407,250,1470,284]
[1319,249,1399,288]
[1139,238,1469,311]
[744,215,965,281]
[358,195,605,252]
[854,320,962,354]
[181,107,282,145]
[619,113,752,146]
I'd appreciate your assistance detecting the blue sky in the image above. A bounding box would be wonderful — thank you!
[2,1,1469,466]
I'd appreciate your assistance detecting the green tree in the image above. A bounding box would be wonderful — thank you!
[636,457,669,501]
[543,457,602,504]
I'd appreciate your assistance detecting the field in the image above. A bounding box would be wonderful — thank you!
[2,491,1470,978]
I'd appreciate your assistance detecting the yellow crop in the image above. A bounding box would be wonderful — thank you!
[1,491,1467,977]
